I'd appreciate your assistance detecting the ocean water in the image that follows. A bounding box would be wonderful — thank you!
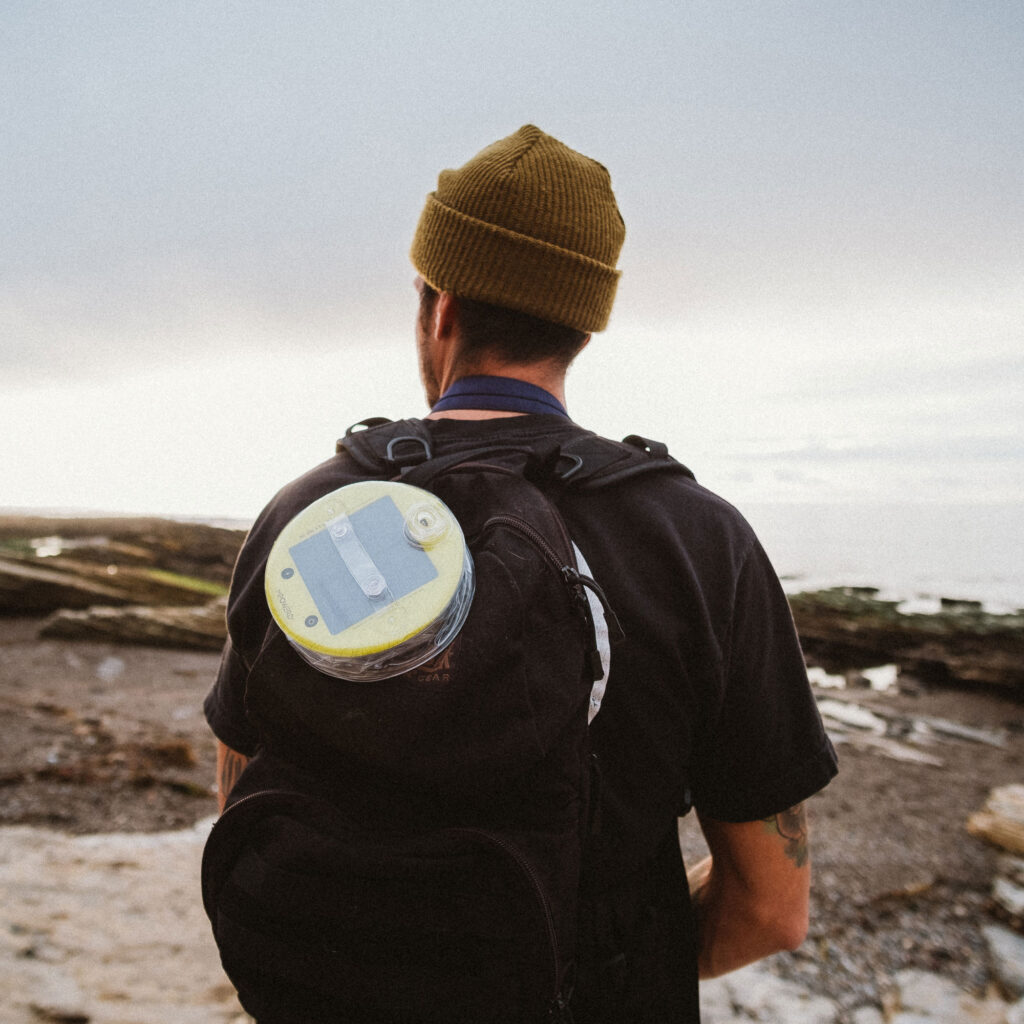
[742,500,1024,612]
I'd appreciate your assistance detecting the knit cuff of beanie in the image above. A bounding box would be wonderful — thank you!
[411,195,621,333]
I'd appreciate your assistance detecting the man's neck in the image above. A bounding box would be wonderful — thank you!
[426,366,569,422]
[426,408,525,421]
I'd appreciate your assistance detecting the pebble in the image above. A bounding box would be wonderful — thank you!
[3,820,1024,1024]
[985,925,1024,1001]
[95,655,126,682]
[701,963,838,1022]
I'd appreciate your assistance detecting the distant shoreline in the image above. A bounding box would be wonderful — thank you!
[0,506,255,532]
[5,502,1022,612]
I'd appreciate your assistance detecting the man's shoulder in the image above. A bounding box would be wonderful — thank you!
[240,445,374,558]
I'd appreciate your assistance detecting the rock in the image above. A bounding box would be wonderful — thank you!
[850,1008,885,1024]
[39,599,227,652]
[0,556,229,615]
[895,967,962,1013]
[968,785,1024,856]
[0,557,131,614]
[789,588,1024,693]
[0,515,245,583]
[861,664,899,691]
[890,977,1009,1024]
[828,731,945,768]
[917,716,1008,748]
[994,877,1024,920]
[3,959,90,1024]
[698,973,738,1023]
[47,557,229,605]
[1000,856,1024,887]
[984,924,1024,999]
[0,515,242,617]
[806,665,846,689]
[967,1000,1022,1024]
[700,963,838,1023]
[816,698,888,734]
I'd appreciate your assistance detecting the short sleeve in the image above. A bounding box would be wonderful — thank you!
[201,448,361,757]
[690,538,838,822]
[203,639,261,757]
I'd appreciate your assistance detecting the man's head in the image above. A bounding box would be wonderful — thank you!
[411,126,625,402]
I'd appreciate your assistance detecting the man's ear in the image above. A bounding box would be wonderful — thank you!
[434,291,458,340]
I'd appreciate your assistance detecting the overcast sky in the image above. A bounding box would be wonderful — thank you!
[2,1,1021,522]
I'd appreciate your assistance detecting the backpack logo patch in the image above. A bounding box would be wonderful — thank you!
[412,647,454,683]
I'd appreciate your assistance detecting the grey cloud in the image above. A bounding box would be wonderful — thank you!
[733,436,1024,464]
[771,349,1024,402]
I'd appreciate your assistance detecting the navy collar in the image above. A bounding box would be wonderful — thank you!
[431,375,569,418]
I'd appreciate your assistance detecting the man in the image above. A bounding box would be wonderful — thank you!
[205,125,837,1020]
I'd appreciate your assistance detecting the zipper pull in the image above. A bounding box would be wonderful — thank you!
[561,567,604,681]
[562,567,625,645]
[549,992,575,1023]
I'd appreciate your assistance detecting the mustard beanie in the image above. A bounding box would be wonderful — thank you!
[410,125,625,333]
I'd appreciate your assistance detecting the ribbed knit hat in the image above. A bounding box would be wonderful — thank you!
[410,125,625,333]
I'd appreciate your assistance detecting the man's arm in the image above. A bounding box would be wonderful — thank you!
[686,803,811,979]
[215,740,249,813]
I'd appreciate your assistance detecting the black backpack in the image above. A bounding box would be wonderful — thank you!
[201,419,690,1024]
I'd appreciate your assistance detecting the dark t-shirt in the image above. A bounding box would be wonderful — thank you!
[204,414,837,1015]
[207,414,835,820]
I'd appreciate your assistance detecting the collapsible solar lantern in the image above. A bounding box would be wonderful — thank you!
[265,481,474,681]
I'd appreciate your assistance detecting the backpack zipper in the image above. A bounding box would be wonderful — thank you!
[482,514,623,668]
[482,512,600,620]
[482,514,620,627]
[481,513,605,678]
[482,513,575,574]
[453,825,570,1017]
[216,786,295,821]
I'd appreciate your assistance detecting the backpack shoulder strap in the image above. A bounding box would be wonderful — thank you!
[556,433,695,490]
[336,417,695,488]
[336,417,435,474]
[337,417,546,485]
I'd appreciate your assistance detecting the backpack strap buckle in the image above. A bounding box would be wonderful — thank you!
[337,419,434,475]
[554,453,585,483]
[385,434,433,470]
[621,434,669,459]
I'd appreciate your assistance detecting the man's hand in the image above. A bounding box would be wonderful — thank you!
[688,803,811,979]
[216,740,249,813]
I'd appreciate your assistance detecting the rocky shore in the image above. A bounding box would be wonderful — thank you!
[3,513,1024,1023]
[4,513,1022,694]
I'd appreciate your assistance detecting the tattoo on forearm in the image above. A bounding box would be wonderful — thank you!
[218,749,247,803]
[763,803,808,867]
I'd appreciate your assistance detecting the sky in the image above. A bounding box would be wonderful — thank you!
[2,1,1022,529]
